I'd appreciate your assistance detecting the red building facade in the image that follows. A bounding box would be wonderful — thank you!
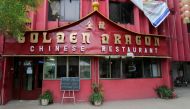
[0,0,189,105]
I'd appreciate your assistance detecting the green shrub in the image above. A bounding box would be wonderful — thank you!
[89,83,104,105]
[90,92,104,104]
[39,90,53,104]
[155,85,173,99]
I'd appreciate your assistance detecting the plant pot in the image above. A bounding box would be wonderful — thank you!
[41,99,49,106]
[94,101,102,106]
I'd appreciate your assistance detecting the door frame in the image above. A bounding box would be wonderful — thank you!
[12,57,43,100]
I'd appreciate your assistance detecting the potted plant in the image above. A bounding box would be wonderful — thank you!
[89,83,104,106]
[155,85,176,99]
[39,90,53,106]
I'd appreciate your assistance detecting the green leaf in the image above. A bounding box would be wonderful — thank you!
[0,0,42,38]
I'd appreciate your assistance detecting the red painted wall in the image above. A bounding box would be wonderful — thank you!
[0,35,3,54]
[166,1,190,61]
[0,58,2,104]
[42,79,166,102]
[0,35,3,100]
[161,59,172,88]
[2,58,14,104]
[101,79,163,101]
[42,80,92,102]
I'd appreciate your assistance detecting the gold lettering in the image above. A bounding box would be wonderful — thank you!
[86,21,93,30]
[154,37,160,46]
[136,36,141,45]
[99,21,105,30]
[101,34,109,44]
[125,35,131,45]
[17,36,25,43]
[70,32,77,44]
[56,32,65,43]
[43,32,51,43]
[82,32,90,44]
[145,36,151,46]
[114,34,121,44]
[30,33,38,43]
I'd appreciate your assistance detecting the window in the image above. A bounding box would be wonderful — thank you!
[187,23,190,33]
[111,58,121,78]
[68,57,79,77]
[57,57,67,77]
[109,1,134,24]
[48,0,80,21]
[99,56,124,79]
[122,58,143,78]
[143,59,161,78]
[143,59,151,77]
[99,57,110,78]
[80,57,91,78]
[44,57,56,79]
[99,57,161,79]
[43,56,91,79]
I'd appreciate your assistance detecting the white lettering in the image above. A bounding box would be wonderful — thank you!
[27,45,159,54]
[155,48,158,53]
[64,46,68,52]
[39,46,43,52]
[122,47,125,52]
[72,45,77,52]
[101,46,106,52]
[30,46,34,52]
[55,45,60,52]
[149,48,153,53]
[80,46,85,52]
[133,47,136,53]
[127,47,131,52]
[48,46,51,51]
[139,48,142,53]
[109,46,112,52]
[144,48,147,53]
[116,46,119,52]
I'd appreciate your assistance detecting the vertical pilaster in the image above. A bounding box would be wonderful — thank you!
[162,59,172,88]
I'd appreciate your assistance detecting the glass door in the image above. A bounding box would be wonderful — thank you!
[13,57,43,100]
[23,60,34,91]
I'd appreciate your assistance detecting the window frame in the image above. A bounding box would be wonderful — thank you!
[43,57,57,79]
[108,0,134,24]
[79,57,91,79]
[43,56,91,80]
[99,56,124,79]
[68,56,79,77]
[99,57,162,79]
[48,0,80,22]
[187,23,190,33]
[150,59,162,78]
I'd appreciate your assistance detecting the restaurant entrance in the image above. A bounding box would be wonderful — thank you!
[12,57,43,100]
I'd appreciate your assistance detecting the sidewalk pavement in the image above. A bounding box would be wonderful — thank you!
[0,87,190,109]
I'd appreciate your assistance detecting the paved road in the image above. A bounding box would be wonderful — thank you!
[0,87,190,109]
